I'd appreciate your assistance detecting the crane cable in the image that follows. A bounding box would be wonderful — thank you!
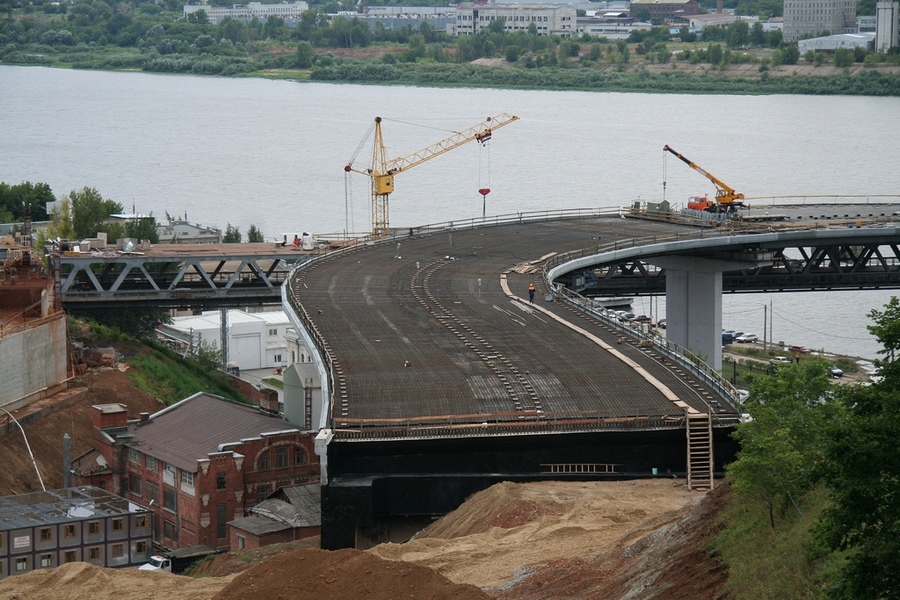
[662,147,667,202]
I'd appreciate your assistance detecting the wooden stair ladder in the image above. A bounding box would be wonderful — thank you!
[686,410,714,491]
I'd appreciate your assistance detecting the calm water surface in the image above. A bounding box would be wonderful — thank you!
[2,65,899,359]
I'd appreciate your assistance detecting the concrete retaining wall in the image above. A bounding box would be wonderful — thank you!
[0,313,69,411]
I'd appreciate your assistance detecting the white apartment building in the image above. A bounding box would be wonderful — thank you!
[183,2,309,25]
[783,0,857,42]
[454,3,577,37]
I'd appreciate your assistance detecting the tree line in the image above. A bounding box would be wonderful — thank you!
[2,0,898,91]
[717,298,900,598]
[1,181,266,244]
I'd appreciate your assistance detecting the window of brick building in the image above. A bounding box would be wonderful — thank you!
[216,504,227,539]
[256,484,271,503]
[275,446,288,469]
[163,487,176,511]
[146,456,159,473]
[216,472,227,490]
[294,447,306,465]
[129,476,142,496]
[257,451,270,471]
[146,482,159,505]
[128,448,141,464]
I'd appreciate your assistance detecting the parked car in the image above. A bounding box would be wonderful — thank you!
[657,319,667,329]
[632,315,652,323]
[769,356,792,365]
[722,332,734,345]
[829,366,843,378]
[735,333,758,343]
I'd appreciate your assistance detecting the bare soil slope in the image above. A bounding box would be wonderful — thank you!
[369,479,728,598]
[0,366,164,495]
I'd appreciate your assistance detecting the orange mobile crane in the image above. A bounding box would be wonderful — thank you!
[345,114,519,237]
[663,144,746,213]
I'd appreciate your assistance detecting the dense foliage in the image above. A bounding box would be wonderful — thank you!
[721,297,900,598]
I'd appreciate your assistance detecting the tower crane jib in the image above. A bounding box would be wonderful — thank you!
[345,113,519,237]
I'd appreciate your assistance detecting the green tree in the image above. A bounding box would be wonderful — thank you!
[296,40,315,68]
[817,297,900,598]
[726,20,749,49]
[728,360,838,528]
[833,47,854,67]
[125,216,160,243]
[70,187,123,239]
[247,224,264,242]
[223,223,241,243]
[0,181,54,221]
[781,44,800,65]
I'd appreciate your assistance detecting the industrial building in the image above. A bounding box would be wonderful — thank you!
[0,486,152,580]
[453,3,577,37]
[783,0,858,42]
[628,0,699,22]
[876,1,900,52]
[156,309,290,372]
[798,32,875,53]
[72,395,319,551]
[183,1,309,25]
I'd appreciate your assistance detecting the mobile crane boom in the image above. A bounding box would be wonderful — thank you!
[345,114,519,237]
[663,144,745,212]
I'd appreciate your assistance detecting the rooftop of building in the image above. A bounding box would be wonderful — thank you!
[0,486,140,530]
[161,309,288,333]
[228,483,320,535]
[127,392,299,473]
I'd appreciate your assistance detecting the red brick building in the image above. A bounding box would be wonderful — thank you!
[73,393,319,551]
[629,0,699,22]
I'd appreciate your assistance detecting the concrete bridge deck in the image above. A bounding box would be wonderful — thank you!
[290,216,740,436]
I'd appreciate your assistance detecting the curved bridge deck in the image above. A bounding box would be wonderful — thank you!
[291,216,740,439]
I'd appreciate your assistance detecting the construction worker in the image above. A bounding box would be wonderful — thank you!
[528,283,536,303]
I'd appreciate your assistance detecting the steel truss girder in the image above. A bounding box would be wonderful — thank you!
[59,253,293,309]
[573,240,900,296]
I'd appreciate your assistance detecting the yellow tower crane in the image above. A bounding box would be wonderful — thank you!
[344,113,519,237]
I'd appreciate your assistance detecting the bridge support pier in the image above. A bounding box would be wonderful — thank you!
[664,267,724,371]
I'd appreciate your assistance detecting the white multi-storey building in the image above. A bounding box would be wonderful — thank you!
[454,3,577,37]
[183,2,309,25]
[875,1,899,51]
[783,0,857,42]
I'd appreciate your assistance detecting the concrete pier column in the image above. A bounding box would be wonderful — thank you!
[665,268,723,371]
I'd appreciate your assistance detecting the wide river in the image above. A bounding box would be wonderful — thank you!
[2,65,900,360]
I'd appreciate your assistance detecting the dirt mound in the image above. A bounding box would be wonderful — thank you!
[492,481,731,600]
[189,537,321,577]
[0,562,232,600]
[370,479,704,591]
[212,548,491,600]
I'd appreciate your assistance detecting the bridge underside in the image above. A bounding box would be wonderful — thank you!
[322,427,737,549]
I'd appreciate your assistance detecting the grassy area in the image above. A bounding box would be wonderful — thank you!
[711,483,845,598]
[125,349,246,406]
[262,377,284,390]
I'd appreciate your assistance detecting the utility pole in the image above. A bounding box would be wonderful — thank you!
[763,304,767,351]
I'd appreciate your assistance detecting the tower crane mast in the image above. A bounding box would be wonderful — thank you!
[663,144,745,212]
[345,113,519,237]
